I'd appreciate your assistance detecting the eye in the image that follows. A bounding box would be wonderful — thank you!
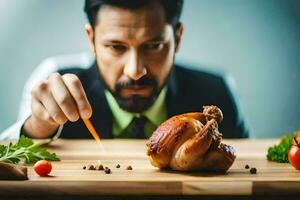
[105,44,127,52]
[143,43,164,51]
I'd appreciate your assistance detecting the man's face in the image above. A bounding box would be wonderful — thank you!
[85,1,183,113]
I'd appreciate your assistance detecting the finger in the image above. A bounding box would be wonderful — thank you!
[31,97,57,125]
[31,80,68,124]
[48,73,79,122]
[62,74,92,119]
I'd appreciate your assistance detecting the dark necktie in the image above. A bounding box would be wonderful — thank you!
[131,116,148,139]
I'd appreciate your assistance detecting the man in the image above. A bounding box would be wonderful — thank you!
[1,0,248,140]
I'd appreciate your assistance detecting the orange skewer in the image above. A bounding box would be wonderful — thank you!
[82,118,101,142]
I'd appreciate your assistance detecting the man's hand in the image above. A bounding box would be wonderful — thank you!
[23,73,92,138]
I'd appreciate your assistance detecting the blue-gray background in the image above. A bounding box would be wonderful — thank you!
[0,0,299,138]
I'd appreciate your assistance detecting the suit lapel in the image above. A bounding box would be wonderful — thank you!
[166,66,180,117]
[85,63,114,138]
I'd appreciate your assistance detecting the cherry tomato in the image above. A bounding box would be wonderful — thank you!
[288,142,300,170]
[33,160,52,176]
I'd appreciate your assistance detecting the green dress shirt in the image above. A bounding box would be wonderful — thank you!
[104,88,167,138]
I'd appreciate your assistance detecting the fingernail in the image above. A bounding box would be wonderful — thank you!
[70,113,79,122]
[81,110,91,119]
[55,116,66,124]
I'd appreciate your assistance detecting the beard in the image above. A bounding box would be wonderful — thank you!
[96,66,172,113]
[114,76,159,113]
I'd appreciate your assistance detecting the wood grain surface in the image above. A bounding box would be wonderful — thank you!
[0,139,300,196]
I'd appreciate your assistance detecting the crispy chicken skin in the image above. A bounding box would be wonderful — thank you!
[147,106,236,172]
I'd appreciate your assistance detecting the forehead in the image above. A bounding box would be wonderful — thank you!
[94,2,172,42]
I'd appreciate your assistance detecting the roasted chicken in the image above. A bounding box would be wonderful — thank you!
[146,105,236,172]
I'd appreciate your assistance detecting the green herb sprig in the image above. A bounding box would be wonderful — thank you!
[0,135,59,164]
[267,133,296,163]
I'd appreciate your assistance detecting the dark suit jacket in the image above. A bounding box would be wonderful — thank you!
[58,62,248,139]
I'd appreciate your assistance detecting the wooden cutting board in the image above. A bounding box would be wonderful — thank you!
[0,139,300,196]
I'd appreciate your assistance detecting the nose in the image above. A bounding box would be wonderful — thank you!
[123,49,147,80]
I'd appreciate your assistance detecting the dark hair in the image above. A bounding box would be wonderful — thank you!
[84,0,184,29]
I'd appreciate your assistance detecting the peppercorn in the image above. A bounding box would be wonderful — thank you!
[245,164,250,169]
[116,164,120,168]
[94,164,104,170]
[104,168,111,174]
[88,164,96,170]
[83,165,86,170]
[97,164,104,170]
[250,167,257,174]
[126,165,133,170]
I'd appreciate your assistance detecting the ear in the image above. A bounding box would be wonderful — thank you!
[85,24,96,56]
[174,23,184,53]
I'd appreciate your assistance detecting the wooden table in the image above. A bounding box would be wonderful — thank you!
[0,139,300,198]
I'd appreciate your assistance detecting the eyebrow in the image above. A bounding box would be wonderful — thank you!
[102,36,166,44]
[103,40,125,44]
[145,36,166,42]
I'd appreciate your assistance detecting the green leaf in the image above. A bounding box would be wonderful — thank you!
[0,145,7,157]
[30,146,59,162]
[267,132,295,163]
[0,135,59,164]
[16,135,34,147]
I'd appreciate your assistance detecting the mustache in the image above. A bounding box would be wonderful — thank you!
[115,76,157,90]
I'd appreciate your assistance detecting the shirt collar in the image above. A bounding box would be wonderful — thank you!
[105,88,167,136]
